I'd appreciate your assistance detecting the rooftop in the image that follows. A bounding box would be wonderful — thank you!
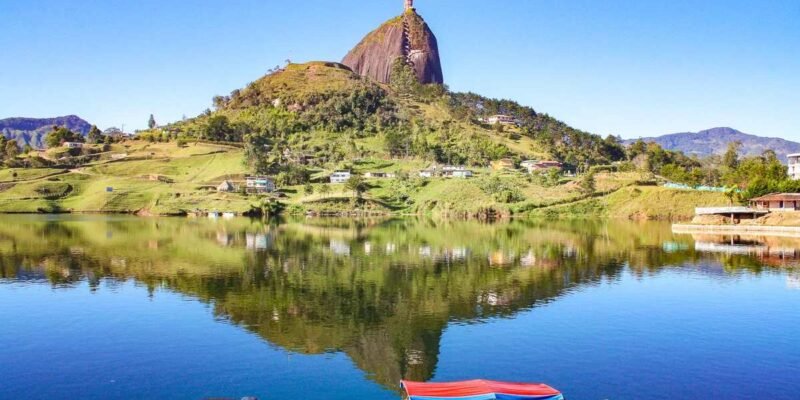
[750,193,800,202]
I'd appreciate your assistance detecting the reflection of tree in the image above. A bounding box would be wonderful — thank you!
[0,216,795,391]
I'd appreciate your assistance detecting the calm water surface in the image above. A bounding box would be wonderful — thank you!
[0,215,798,399]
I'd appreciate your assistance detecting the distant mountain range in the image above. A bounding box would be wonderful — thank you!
[626,127,800,161]
[0,115,92,148]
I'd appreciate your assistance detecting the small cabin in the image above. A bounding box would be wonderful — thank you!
[485,115,519,126]
[330,171,352,184]
[750,193,800,211]
[217,180,236,192]
[364,172,396,179]
[245,176,276,193]
[419,169,436,178]
[442,168,473,179]
[524,160,563,173]
[63,142,84,149]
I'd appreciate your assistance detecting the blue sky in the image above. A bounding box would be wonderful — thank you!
[1,0,798,140]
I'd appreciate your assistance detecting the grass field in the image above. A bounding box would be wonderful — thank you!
[0,141,729,219]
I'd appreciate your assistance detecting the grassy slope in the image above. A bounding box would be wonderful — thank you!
[0,142,256,214]
[528,185,729,221]
[0,143,727,219]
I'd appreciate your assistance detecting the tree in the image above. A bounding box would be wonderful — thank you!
[319,184,331,198]
[5,140,20,159]
[723,141,741,170]
[344,175,367,198]
[45,126,83,148]
[303,183,314,196]
[148,114,157,130]
[580,171,596,195]
[204,115,233,142]
[87,125,103,144]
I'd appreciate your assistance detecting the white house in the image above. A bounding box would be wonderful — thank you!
[364,172,396,179]
[788,153,800,180]
[245,176,276,193]
[330,171,352,184]
[442,167,473,178]
[521,160,538,170]
[63,142,84,149]
[485,115,519,126]
[419,169,436,178]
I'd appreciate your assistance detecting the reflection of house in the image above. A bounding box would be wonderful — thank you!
[488,251,515,266]
[330,239,351,256]
[245,176,276,193]
[330,171,352,184]
[246,233,271,250]
[750,193,800,211]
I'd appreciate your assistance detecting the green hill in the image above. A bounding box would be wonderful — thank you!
[0,61,726,218]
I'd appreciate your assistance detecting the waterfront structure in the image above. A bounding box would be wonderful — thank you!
[788,153,800,180]
[245,176,276,193]
[750,193,800,211]
[330,171,352,184]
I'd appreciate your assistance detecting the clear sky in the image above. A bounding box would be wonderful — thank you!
[1,0,798,140]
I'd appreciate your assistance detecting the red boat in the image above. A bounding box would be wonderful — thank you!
[401,380,564,400]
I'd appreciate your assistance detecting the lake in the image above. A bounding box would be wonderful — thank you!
[1,215,798,399]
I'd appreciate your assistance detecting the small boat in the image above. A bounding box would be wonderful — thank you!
[401,379,563,400]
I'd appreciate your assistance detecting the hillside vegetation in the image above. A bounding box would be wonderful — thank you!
[0,61,732,218]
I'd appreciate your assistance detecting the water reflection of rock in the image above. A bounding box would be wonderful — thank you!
[2,217,794,392]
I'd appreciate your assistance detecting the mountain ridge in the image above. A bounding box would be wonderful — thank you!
[0,115,92,148]
[625,127,800,161]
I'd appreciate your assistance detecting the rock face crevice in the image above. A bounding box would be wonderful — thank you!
[342,10,443,85]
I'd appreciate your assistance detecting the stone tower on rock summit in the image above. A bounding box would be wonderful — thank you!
[342,0,443,85]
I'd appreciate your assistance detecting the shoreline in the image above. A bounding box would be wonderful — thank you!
[672,223,800,237]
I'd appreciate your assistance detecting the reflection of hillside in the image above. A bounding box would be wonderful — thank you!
[0,216,791,391]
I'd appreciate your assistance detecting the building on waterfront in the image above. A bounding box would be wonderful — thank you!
[330,171,352,184]
[788,153,800,180]
[245,176,276,193]
[750,193,800,211]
